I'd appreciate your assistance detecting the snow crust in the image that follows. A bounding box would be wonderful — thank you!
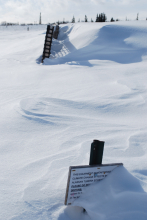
[0,22,147,219]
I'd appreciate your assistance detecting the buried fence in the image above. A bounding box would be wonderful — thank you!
[53,25,59,39]
[42,25,59,63]
[41,25,54,63]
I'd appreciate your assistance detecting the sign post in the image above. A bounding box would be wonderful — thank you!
[89,140,104,165]
[64,140,123,206]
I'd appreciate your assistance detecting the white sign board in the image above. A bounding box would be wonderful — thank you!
[65,163,123,205]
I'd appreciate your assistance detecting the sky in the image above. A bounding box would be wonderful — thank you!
[0,0,147,24]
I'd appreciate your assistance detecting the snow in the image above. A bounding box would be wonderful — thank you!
[0,21,147,220]
[65,166,147,220]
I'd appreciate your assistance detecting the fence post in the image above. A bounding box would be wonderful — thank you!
[42,25,54,63]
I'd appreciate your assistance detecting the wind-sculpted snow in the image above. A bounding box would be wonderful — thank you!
[0,22,147,220]
[45,22,147,65]
[19,93,146,124]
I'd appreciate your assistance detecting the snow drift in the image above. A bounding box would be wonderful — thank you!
[44,22,147,65]
[59,166,147,220]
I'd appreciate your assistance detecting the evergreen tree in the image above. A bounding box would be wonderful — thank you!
[110,17,115,22]
[85,15,88,22]
[136,13,139,20]
[72,16,75,23]
[103,13,107,22]
[99,14,102,22]
[95,13,107,22]
[91,18,93,22]
[95,14,99,22]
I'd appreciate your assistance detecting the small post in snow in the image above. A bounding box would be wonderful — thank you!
[89,140,104,165]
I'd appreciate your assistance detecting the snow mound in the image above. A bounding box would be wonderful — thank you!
[59,166,147,220]
[44,22,147,65]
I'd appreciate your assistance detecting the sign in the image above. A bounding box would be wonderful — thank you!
[65,163,123,205]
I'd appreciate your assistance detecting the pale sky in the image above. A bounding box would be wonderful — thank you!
[0,0,147,24]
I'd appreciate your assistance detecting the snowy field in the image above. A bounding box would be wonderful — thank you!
[0,21,147,220]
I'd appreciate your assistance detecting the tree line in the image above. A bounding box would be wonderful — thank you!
[72,13,107,23]
[57,13,147,24]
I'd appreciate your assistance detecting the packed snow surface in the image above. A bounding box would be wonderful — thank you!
[0,22,147,220]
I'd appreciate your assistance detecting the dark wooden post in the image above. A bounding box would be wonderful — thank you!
[89,140,105,165]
